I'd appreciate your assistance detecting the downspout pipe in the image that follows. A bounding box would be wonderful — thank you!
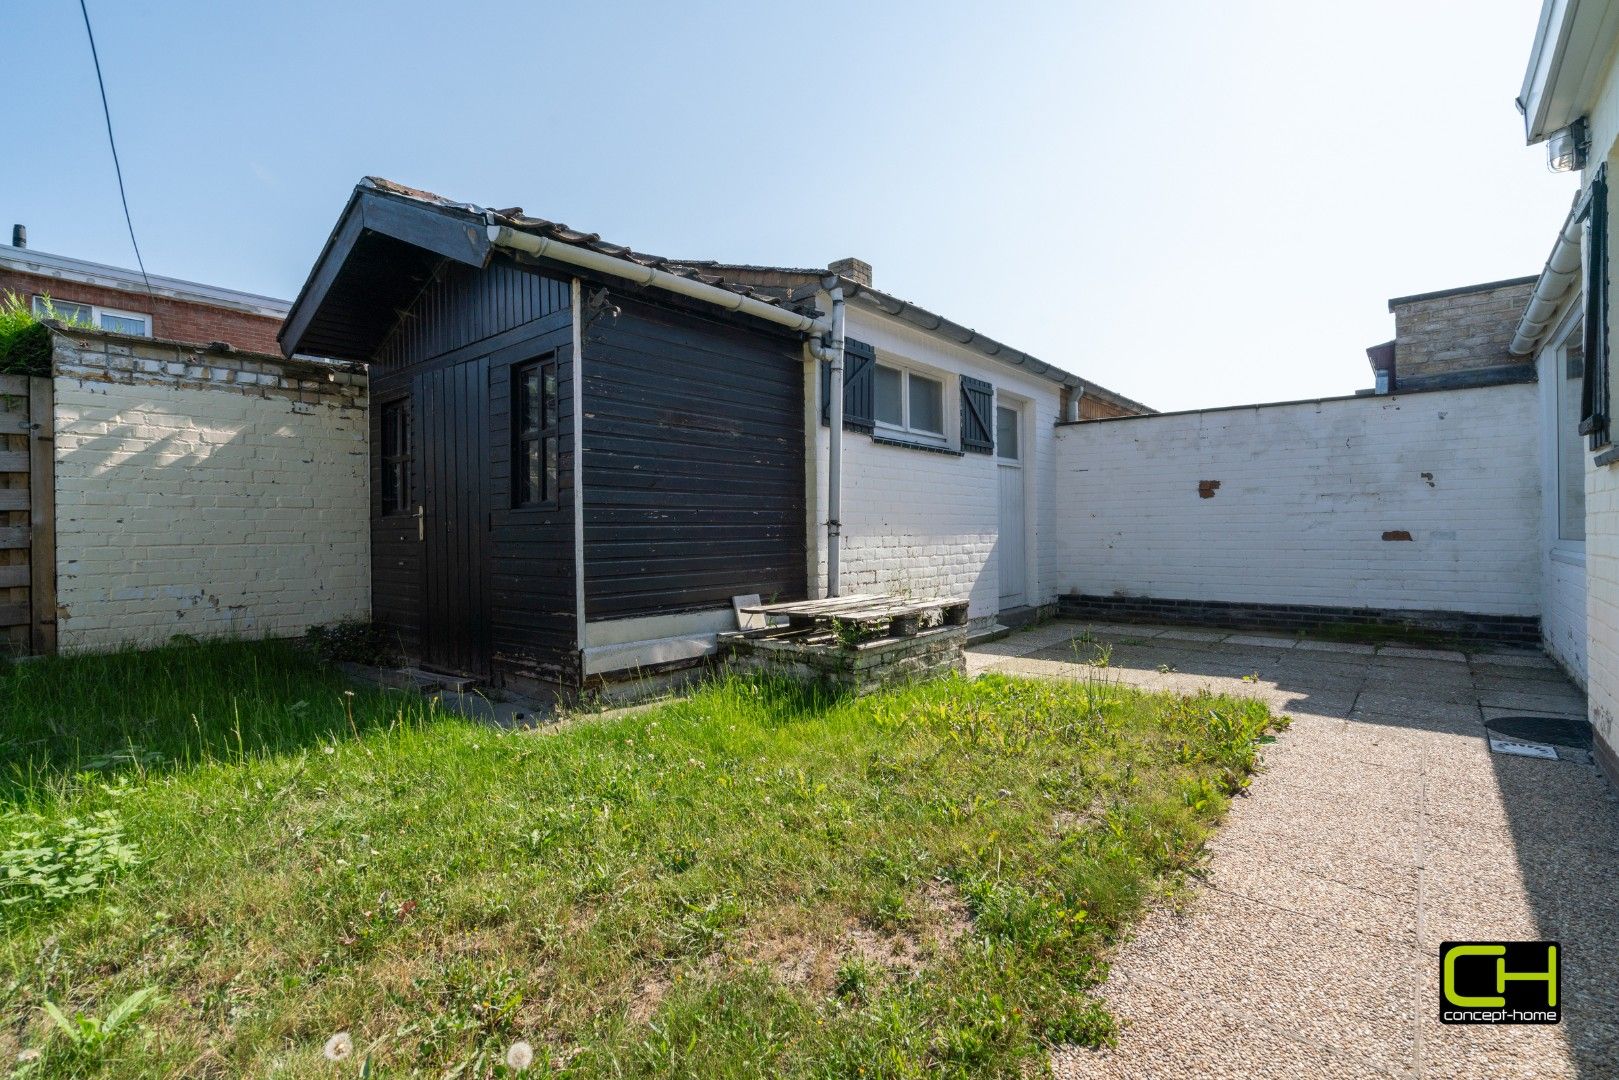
[488,224,825,335]
[1511,199,1584,356]
[820,285,846,597]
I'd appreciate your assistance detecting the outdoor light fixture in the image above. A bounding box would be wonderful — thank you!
[1548,118,1589,173]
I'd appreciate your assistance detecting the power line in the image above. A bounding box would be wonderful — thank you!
[78,0,153,300]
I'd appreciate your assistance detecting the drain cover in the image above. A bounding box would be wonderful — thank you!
[1488,736,1559,760]
[1484,715,1593,750]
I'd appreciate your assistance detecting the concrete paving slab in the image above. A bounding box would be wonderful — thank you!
[1069,622,1167,639]
[1109,902,1419,1072]
[1053,971,1399,1079]
[1475,689,1593,715]
[1202,844,1419,941]
[1153,627,1230,642]
[1481,703,1590,723]
[1470,650,1559,669]
[1224,633,1300,649]
[1378,646,1469,662]
[1294,638,1379,655]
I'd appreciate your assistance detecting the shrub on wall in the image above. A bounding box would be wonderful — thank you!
[0,292,52,377]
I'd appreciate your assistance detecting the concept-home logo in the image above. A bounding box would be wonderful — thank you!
[1439,942,1560,1024]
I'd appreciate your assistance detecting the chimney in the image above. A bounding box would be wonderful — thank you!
[827,257,871,287]
[11,224,25,249]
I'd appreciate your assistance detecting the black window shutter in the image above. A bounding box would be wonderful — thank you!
[960,375,994,453]
[820,338,876,431]
[1580,164,1610,449]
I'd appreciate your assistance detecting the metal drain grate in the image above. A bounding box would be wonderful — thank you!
[1484,715,1592,749]
[1487,736,1559,760]
[1484,715,1592,762]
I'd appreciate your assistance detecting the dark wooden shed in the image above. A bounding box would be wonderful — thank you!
[281,178,813,690]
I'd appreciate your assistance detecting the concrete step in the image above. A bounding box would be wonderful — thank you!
[967,622,1012,647]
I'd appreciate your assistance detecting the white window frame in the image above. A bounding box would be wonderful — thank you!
[873,357,950,446]
[31,295,152,337]
[1552,312,1587,544]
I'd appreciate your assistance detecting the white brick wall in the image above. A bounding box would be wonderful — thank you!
[52,347,370,651]
[1578,57,1619,759]
[806,307,1064,624]
[1051,384,1542,615]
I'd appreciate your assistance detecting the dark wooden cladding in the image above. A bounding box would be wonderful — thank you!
[368,257,579,685]
[373,257,570,370]
[581,295,807,620]
[485,334,577,683]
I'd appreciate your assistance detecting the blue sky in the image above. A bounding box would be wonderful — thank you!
[3,0,1576,411]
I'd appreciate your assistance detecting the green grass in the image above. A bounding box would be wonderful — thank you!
[0,640,1279,1078]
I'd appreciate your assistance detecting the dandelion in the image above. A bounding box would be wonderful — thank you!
[506,1040,535,1071]
[323,1032,353,1061]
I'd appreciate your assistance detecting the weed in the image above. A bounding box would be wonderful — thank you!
[304,620,407,667]
[0,811,138,920]
[39,986,158,1061]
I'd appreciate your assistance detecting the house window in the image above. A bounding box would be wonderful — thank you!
[30,295,152,337]
[874,362,946,443]
[513,358,559,507]
[380,399,412,516]
[1557,318,1587,541]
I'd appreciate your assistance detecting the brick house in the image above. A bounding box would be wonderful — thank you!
[0,234,365,657]
[1364,276,1540,393]
[0,228,288,353]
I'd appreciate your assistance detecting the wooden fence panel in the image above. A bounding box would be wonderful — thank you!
[0,376,53,653]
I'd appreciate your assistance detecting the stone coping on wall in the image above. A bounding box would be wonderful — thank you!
[1053,378,1531,427]
[48,326,366,408]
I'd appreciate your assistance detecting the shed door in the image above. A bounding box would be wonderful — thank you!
[996,402,1027,609]
[416,358,491,676]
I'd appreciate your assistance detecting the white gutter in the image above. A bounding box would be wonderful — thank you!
[1511,201,1584,356]
[489,223,850,599]
[488,224,825,335]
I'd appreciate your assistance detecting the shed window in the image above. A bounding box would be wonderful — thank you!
[514,358,559,507]
[380,399,412,516]
[874,362,946,442]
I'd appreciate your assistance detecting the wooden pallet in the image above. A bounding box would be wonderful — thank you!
[739,594,969,639]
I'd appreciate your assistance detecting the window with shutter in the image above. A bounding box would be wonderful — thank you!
[820,338,876,430]
[960,375,994,454]
[1579,164,1609,451]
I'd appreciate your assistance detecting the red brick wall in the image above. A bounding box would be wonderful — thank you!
[0,268,284,353]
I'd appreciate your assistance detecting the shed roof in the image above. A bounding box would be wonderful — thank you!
[280,178,812,360]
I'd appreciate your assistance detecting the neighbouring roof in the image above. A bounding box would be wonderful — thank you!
[280,178,811,360]
[0,244,290,318]
[677,259,1154,414]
